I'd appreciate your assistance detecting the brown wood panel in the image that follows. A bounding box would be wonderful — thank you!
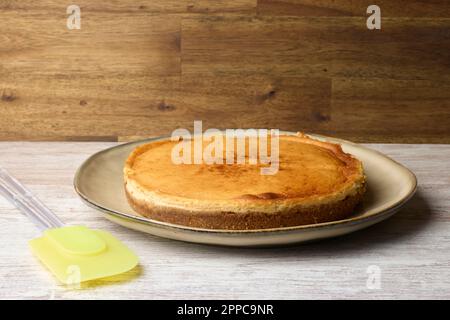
[0,0,257,14]
[331,78,450,143]
[328,18,450,81]
[0,1,449,142]
[182,16,450,80]
[0,7,181,140]
[257,0,450,17]
[0,73,181,140]
[182,16,331,76]
[140,74,332,138]
[0,11,181,77]
[0,71,331,140]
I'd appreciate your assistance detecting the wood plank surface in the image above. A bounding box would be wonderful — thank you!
[0,1,449,142]
[0,0,257,14]
[0,142,448,299]
[331,78,450,142]
[182,16,450,80]
[257,0,450,17]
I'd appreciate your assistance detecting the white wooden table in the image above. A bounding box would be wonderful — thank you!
[0,142,449,299]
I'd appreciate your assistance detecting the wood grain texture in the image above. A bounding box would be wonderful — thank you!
[331,78,450,142]
[0,1,449,142]
[0,0,257,14]
[182,17,450,80]
[0,142,448,299]
[257,0,450,17]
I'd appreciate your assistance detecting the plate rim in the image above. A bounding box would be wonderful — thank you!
[73,132,417,235]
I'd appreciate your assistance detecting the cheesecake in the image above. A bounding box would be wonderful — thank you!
[124,133,366,230]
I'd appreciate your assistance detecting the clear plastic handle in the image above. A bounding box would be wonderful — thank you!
[0,168,64,231]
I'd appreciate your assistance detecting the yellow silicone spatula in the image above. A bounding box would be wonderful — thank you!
[0,168,138,285]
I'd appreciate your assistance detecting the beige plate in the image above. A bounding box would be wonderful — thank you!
[74,133,417,247]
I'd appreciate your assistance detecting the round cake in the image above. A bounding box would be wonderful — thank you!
[124,133,366,230]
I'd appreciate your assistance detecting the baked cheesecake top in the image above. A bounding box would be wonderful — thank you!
[124,133,364,203]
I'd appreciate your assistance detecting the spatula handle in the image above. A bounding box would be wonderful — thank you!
[0,168,64,231]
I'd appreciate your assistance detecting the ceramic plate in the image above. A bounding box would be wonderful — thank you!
[74,133,417,247]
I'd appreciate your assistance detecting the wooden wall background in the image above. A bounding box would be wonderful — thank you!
[0,1,449,143]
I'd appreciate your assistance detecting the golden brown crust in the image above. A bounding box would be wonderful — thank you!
[124,132,366,230]
[125,183,366,230]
